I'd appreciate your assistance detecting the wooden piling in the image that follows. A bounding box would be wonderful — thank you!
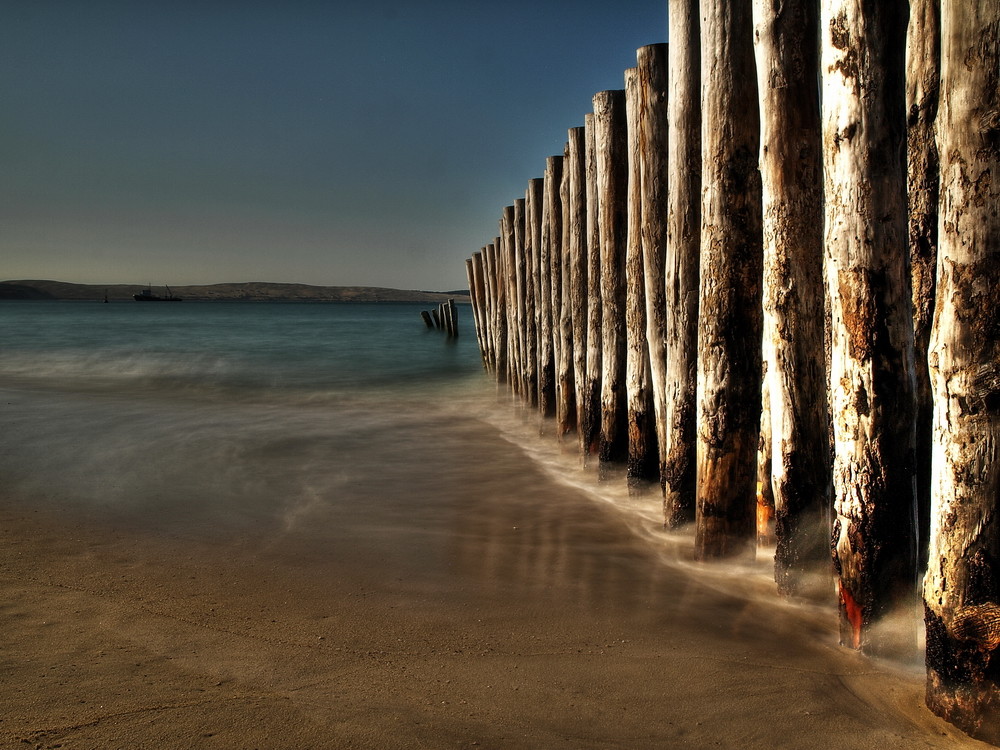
[625,67,658,487]
[524,179,544,408]
[487,240,508,383]
[906,0,940,569]
[582,113,603,458]
[538,156,562,420]
[568,126,588,449]
[821,0,916,651]
[694,0,763,559]
[664,0,701,528]
[593,89,629,467]
[637,43,670,492]
[751,0,829,593]
[421,309,434,329]
[513,198,528,393]
[923,3,1000,740]
[556,141,576,436]
[501,208,519,392]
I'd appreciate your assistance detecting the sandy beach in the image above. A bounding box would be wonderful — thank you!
[1,492,990,750]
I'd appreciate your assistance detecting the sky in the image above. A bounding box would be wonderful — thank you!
[1,1,667,291]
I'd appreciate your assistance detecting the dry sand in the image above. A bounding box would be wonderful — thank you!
[1,498,991,750]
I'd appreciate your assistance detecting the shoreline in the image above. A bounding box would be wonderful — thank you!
[1,500,986,749]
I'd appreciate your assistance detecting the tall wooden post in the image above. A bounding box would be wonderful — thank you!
[752,0,830,593]
[821,0,917,651]
[694,0,763,559]
[582,114,603,458]
[638,43,670,493]
[471,253,489,365]
[625,67,658,487]
[664,0,700,527]
[923,3,1000,742]
[568,126,589,452]
[513,199,527,393]
[501,207,521,394]
[486,241,507,382]
[525,178,544,409]
[538,156,563,420]
[906,0,940,567]
[594,90,629,467]
[557,141,577,435]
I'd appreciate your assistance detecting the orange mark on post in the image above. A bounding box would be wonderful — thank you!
[839,580,863,649]
[756,482,774,544]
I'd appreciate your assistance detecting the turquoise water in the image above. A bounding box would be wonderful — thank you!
[0,300,481,399]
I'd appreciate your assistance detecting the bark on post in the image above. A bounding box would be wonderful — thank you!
[821,0,917,651]
[906,0,940,567]
[471,253,489,364]
[488,240,508,384]
[525,179,544,409]
[594,90,629,467]
[557,141,577,436]
[694,0,763,559]
[582,113,603,458]
[752,0,830,593]
[538,156,563,420]
[501,207,519,393]
[481,245,495,371]
[638,43,670,493]
[568,126,589,453]
[664,0,700,527]
[923,4,1000,742]
[625,67,658,487]
[513,198,527,391]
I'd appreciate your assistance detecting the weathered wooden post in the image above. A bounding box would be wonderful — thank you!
[694,0,763,559]
[594,89,629,468]
[582,113,603,458]
[567,126,588,451]
[446,298,458,338]
[638,43,670,493]
[625,67,658,488]
[513,198,527,391]
[821,0,917,650]
[538,156,563,420]
[525,179,544,408]
[923,3,1000,742]
[421,309,434,330]
[501,207,520,393]
[465,259,479,344]
[752,0,829,593]
[557,141,577,436]
[487,240,508,383]
[471,253,489,363]
[664,0,700,527]
[906,0,940,566]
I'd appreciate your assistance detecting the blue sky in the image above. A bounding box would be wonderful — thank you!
[1,1,667,291]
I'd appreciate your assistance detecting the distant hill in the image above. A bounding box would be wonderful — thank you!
[0,280,472,303]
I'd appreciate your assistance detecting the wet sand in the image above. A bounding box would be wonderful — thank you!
[1,485,990,750]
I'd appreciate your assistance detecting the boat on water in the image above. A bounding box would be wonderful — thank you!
[134,285,182,302]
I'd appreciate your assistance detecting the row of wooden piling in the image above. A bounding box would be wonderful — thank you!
[465,1,999,745]
[421,299,459,337]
